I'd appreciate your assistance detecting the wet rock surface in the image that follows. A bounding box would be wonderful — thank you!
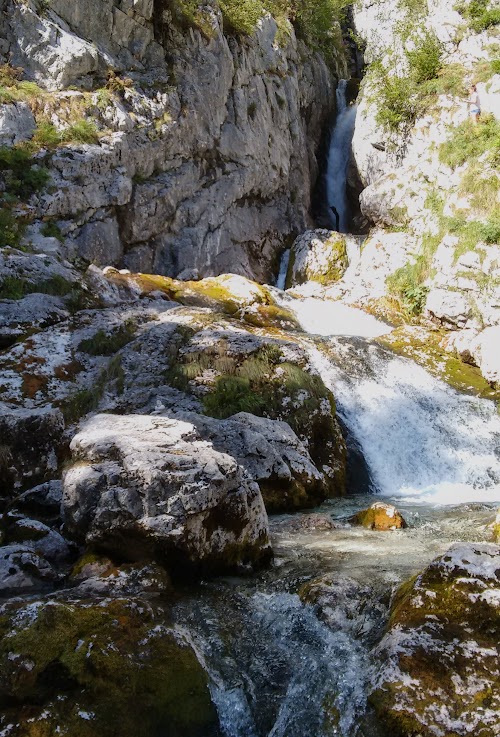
[371,543,500,737]
[350,502,407,530]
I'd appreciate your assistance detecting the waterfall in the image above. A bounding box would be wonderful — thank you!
[281,297,500,505]
[275,249,290,290]
[326,80,357,233]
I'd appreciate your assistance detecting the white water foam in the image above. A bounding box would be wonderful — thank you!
[284,294,500,505]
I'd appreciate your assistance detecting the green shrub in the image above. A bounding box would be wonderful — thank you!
[456,0,500,32]
[375,75,423,135]
[0,208,26,248]
[439,115,500,168]
[0,147,50,198]
[406,33,443,84]
[0,274,73,300]
[387,259,430,315]
[40,220,64,241]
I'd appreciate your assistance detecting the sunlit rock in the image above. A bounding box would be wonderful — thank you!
[350,501,407,530]
[63,413,271,574]
[287,229,348,287]
[371,543,500,736]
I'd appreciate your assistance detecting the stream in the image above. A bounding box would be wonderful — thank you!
[171,80,500,736]
[173,294,500,737]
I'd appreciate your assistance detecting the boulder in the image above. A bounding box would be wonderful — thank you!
[63,414,271,574]
[15,480,63,517]
[371,543,500,737]
[470,325,500,386]
[350,501,407,530]
[0,596,218,736]
[5,518,72,563]
[425,287,472,329]
[0,293,69,349]
[0,543,58,593]
[178,411,328,513]
[0,101,36,146]
[76,217,123,266]
[287,229,348,287]
[0,406,65,496]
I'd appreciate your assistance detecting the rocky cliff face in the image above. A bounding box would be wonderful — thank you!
[1,0,347,282]
[347,0,500,387]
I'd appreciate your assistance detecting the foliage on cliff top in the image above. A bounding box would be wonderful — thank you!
[170,0,348,65]
[373,33,443,136]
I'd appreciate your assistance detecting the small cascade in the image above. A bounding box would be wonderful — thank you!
[279,296,500,504]
[326,80,357,233]
[275,249,290,290]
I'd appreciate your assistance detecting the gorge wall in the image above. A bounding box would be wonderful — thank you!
[345,0,500,385]
[0,0,348,282]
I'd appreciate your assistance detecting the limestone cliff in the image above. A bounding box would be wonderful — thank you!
[348,0,500,386]
[0,0,348,282]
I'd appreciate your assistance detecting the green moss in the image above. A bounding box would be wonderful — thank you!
[379,327,500,399]
[0,274,74,300]
[61,355,125,423]
[0,597,217,736]
[168,337,345,501]
[78,320,136,356]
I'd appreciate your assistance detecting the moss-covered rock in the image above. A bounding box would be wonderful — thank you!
[0,596,218,737]
[286,230,348,287]
[379,326,500,400]
[350,502,407,530]
[167,327,346,506]
[371,543,500,737]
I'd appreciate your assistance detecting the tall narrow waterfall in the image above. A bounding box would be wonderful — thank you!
[326,80,357,233]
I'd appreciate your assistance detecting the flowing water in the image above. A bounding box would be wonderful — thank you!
[174,295,500,737]
[172,80,500,737]
[326,80,357,233]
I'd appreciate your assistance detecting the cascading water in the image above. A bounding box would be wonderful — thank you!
[326,80,357,233]
[172,81,500,737]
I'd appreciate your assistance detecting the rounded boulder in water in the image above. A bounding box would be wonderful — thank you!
[350,501,407,530]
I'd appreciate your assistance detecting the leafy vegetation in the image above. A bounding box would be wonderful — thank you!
[61,355,124,423]
[31,119,100,149]
[439,115,500,168]
[78,321,137,356]
[456,0,500,33]
[168,0,349,66]
[374,33,443,135]
[0,146,50,247]
[0,64,44,104]
[0,274,74,300]
[40,219,64,241]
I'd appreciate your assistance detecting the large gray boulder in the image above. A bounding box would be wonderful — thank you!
[63,414,271,574]
[0,544,58,593]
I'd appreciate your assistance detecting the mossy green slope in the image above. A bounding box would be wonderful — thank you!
[0,597,217,737]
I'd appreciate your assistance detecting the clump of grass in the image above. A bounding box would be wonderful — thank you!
[31,119,100,149]
[439,115,500,168]
[61,355,124,423]
[459,166,500,212]
[78,321,136,356]
[456,0,500,32]
[40,220,64,241]
[0,274,74,300]
[0,64,44,104]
